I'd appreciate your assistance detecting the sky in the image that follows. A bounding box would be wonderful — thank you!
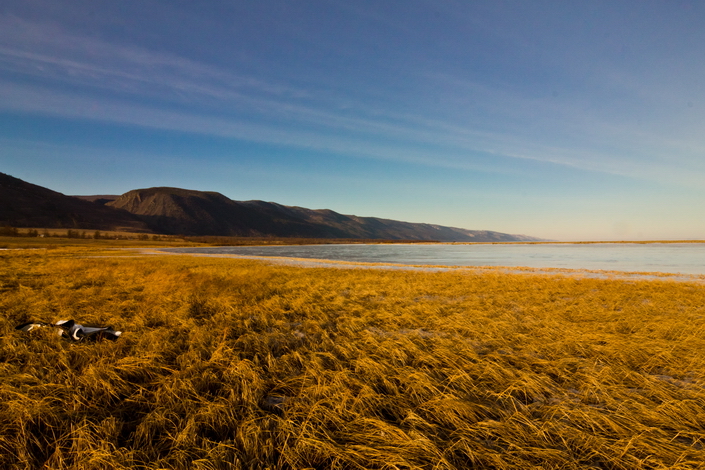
[1,0,704,241]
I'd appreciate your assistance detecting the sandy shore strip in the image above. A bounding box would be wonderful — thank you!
[128,248,705,284]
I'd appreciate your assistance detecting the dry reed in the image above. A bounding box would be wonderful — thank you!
[1,247,704,469]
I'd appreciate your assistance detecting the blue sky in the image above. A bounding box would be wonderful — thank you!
[1,0,704,241]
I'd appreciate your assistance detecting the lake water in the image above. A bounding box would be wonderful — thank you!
[161,243,705,275]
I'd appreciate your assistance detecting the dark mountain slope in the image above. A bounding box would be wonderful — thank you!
[72,195,119,204]
[109,187,542,241]
[243,201,540,242]
[106,188,350,237]
[1,173,542,241]
[0,173,150,232]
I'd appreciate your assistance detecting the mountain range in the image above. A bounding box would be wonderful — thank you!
[1,173,542,242]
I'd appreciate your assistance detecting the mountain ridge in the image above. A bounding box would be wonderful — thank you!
[106,187,542,241]
[1,173,543,241]
[0,173,150,232]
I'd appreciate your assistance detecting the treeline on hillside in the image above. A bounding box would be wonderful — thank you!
[0,227,435,245]
[182,235,437,246]
[0,226,166,241]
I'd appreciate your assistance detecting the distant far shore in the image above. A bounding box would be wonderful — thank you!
[1,227,704,250]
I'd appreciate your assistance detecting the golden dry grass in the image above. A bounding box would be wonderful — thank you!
[1,247,704,469]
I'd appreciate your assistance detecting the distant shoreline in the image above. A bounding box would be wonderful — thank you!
[141,248,705,284]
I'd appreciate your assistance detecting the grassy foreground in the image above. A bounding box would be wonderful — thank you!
[1,248,704,469]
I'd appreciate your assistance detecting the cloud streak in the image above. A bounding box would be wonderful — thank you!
[1,9,704,190]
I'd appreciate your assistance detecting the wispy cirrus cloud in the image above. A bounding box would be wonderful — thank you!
[2,11,705,190]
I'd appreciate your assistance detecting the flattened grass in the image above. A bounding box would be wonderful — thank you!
[1,248,704,469]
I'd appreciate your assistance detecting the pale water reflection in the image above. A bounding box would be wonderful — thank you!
[161,243,705,275]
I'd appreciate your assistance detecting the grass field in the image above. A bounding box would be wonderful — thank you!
[0,234,433,250]
[1,247,704,469]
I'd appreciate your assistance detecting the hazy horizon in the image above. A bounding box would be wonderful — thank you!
[2,1,704,241]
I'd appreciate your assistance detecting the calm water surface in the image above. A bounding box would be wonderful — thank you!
[162,243,705,275]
